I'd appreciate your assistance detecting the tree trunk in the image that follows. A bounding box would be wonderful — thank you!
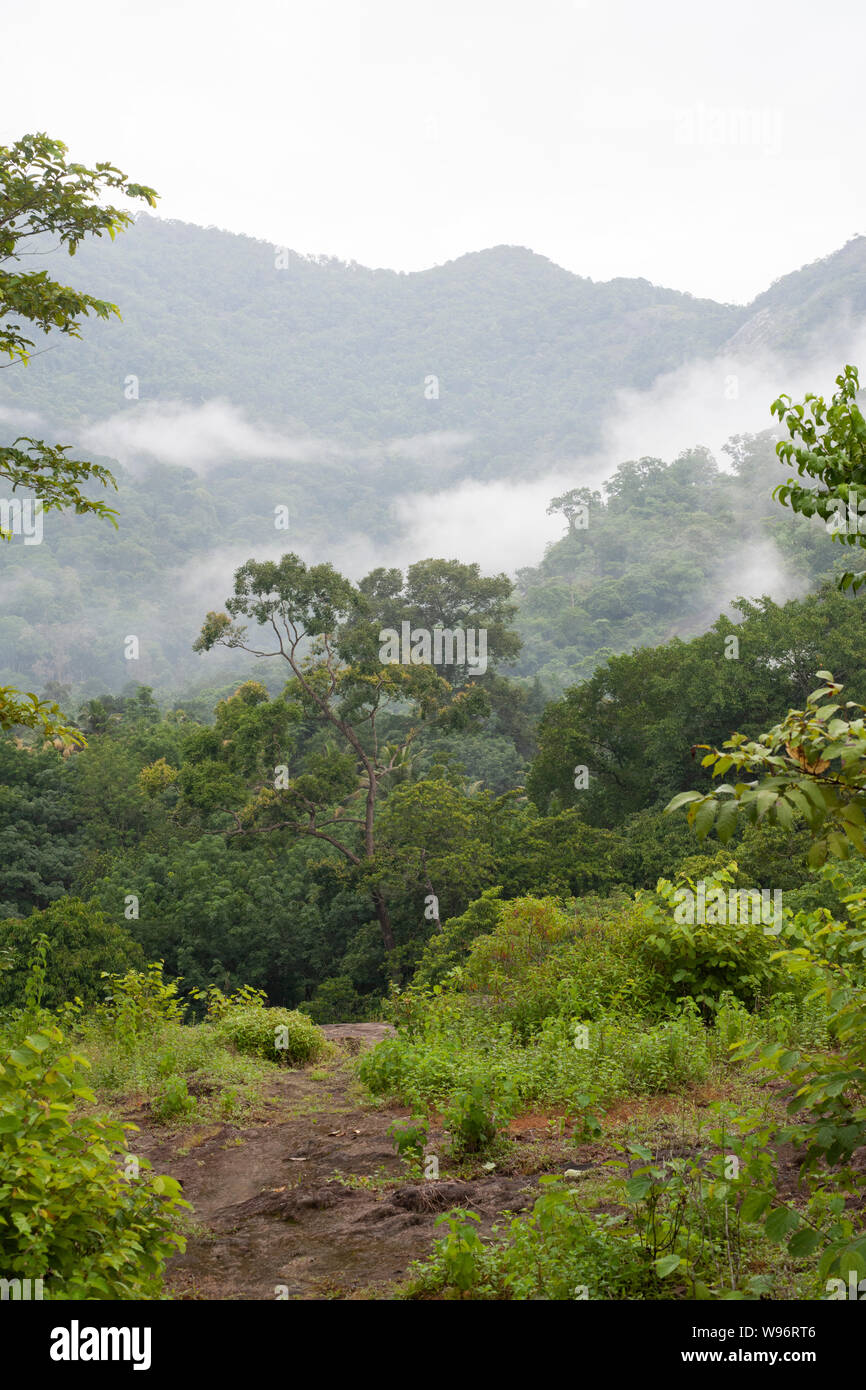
[372,885,396,954]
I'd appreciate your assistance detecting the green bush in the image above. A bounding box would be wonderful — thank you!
[150,1074,196,1122]
[620,1008,709,1092]
[459,893,657,1035]
[99,960,187,1038]
[192,982,268,1022]
[213,1003,326,1065]
[299,975,380,1024]
[413,888,505,989]
[0,900,144,1010]
[407,1184,659,1300]
[0,1019,186,1298]
[387,1116,429,1162]
[634,867,795,1012]
[444,1078,510,1155]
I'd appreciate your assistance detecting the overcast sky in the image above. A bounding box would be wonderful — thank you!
[3,0,864,303]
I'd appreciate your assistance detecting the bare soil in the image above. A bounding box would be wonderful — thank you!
[126,1025,555,1300]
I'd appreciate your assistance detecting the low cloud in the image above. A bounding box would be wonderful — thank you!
[387,475,566,574]
[79,399,327,472]
[600,321,866,469]
[76,400,477,483]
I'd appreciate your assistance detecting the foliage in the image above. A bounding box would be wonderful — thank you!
[635,866,796,1012]
[0,133,156,742]
[387,1115,428,1163]
[0,899,143,1009]
[0,1012,186,1298]
[407,1186,658,1300]
[771,365,866,592]
[212,1003,326,1065]
[443,1077,512,1155]
[667,672,866,869]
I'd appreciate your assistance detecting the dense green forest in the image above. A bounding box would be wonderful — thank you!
[6,133,866,1313]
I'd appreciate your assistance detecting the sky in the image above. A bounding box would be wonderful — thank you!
[3,0,864,304]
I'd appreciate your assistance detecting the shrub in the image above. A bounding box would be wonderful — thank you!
[98,961,186,1044]
[151,1074,196,1122]
[634,866,793,1012]
[413,888,505,989]
[0,900,144,1010]
[444,1076,514,1155]
[388,1116,429,1163]
[458,893,656,1034]
[192,982,268,1022]
[620,1008,709,1092]
[408,1184,659,1300]
[300,975,380,1024]
[213,1004,326,1065]
[0,1019,186,1298]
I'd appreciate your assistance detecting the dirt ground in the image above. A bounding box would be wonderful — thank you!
[121,1027,844,1301]
[128,1025,568,1301]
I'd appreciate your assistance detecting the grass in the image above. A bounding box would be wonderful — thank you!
[71,1010,324,1128]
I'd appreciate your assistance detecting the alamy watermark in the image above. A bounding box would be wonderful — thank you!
[825,489,866,535]
[0,1275,44,1299]
[0,497,43,544]
[674,882,783,937]
[674,103,783,156]
[379,622,488,676]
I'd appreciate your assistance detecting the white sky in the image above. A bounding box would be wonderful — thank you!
[3,0,864,303]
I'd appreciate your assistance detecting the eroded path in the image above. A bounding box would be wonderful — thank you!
[129,1025,543,1300]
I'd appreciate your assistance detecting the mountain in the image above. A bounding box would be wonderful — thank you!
[1,219,865,703]
[0,214,741,473]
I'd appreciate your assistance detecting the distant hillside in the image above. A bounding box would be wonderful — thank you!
[1,220,865,703]
[0,214,742,473]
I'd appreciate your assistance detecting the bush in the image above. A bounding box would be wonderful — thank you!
[300,975,380,1024]
[388,1116,429,1163]
[213,1004,326,1065]
[100,960,187,1037]
[444,1077,512,1155]
[413,888,504,989]
[151,1074,196,1122]
[0,1019,186,1298]
[0,899,144,1010]
[408,1184,659,1300]
[634,867,794,1013]
[458,892,656,1034]
[620,1008,709,1092]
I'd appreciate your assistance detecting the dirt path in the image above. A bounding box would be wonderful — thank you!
[129,1025,544,1300]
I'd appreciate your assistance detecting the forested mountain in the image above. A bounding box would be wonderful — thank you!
[514,433,844,691]
[0,213,739,464]
[1,216,865,703]
[4,215,866,465]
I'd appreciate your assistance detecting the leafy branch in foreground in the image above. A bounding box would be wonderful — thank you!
[666,673,866,867]
[0,686,85,747]
[0,132,157,734]
[771,364,866,592]
[0,131,158,365]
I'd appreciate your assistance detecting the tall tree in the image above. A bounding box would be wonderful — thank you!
[193,554,515,956]
[0,132,156,741]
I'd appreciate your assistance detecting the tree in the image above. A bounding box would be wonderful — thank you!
[193,554,494,957]
[0,897,143,1008]
[0,132,157,741]
[546,487,600,534]
[356,558,521,690]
